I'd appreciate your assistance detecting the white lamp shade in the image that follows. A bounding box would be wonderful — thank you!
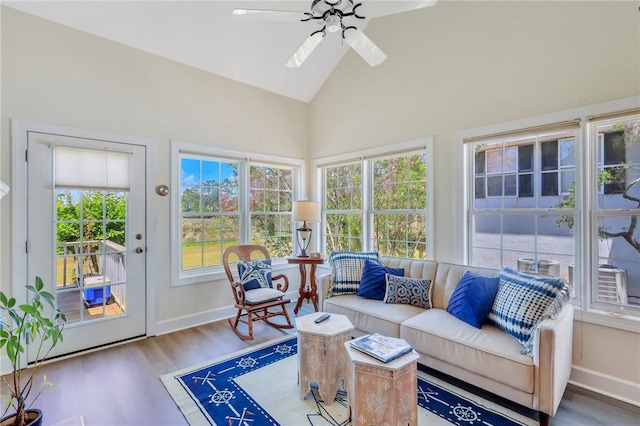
[292,200,321,222]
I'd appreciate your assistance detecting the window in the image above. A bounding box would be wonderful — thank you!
[179,157,239,272]
[599,130,627,194]
[474,138,574,200]
[249,164,293,257]
[371,154,428,258]
[590,114,640,309]
[318,139,433,259]
[324,162,362,252]
[467,125,580,294]
[171,141,302,286]
[465,103,640,322]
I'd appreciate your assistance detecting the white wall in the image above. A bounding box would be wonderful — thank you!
[0,6,307,330]
[309,0,640,404]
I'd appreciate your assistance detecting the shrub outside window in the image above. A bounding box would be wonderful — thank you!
[324,162,363,252]
[250,164,294,258]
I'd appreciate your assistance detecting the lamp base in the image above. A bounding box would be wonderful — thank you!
[296,251,310,258]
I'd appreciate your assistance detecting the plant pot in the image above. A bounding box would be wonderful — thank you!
[0,410,43,426]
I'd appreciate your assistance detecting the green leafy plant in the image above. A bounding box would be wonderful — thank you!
[0,277,66,426]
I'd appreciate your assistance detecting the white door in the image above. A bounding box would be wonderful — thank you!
[27,132,146,360]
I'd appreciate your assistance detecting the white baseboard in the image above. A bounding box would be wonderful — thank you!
[569,365,640,407]
[153,291,301,336]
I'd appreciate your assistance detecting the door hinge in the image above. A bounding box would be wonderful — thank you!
[25,149,28,162]
[25,240,30,253]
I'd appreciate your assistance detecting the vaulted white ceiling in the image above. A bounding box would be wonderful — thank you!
[3,1,436,103]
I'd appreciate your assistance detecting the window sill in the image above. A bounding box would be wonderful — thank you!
[172,258,297,287]
[573,305,640,333]
[173,269,228,287]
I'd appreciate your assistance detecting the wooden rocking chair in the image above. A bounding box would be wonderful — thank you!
[223,245,294,340]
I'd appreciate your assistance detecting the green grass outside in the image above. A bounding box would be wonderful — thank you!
[182,240,240,270]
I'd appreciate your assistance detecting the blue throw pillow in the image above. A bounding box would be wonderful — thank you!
[487,266,571,355]
[327,251,380,297]
[446,271,500,329]
[357,259,404,300]
[238,258,272,291]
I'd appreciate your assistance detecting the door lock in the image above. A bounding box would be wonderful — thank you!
[135,247,144,254]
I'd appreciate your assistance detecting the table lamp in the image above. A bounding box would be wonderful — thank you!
[292,200,321,257]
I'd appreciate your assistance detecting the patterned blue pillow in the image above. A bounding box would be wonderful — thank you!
[357,259,404,300]
[383,275,432,309]
[327,251,380,297]
[487,266,571,355]
[446,271,500,329]
[238,258,273,291]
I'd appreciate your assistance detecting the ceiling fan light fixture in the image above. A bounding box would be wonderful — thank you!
[325,15,341,33]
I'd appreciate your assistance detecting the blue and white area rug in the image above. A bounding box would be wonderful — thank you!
[161,335,538,426]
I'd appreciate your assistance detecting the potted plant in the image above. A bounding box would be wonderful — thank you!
[0,276,66,426]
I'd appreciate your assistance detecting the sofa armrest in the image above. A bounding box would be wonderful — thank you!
[318,273,332,311]
[534,304,574,416]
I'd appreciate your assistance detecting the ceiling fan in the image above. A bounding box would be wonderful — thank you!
[232,0,437,68]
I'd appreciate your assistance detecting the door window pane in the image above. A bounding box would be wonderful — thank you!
[55,189,127,324]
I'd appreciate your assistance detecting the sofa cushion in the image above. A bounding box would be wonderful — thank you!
[323,294,425,338]
[327,251,380,297]
[400,309,535,394]
[488,266,571,355]
[383,275,432,309]
[447,271,500,328]
[238,258,272,291]
[357,259,404,300]
[430,263,500,310]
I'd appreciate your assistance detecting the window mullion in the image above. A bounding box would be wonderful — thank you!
[362,158,371,252]
[238,161,249,244]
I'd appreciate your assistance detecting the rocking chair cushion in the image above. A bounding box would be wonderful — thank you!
[244,288,285,305]
[238,258,273,291]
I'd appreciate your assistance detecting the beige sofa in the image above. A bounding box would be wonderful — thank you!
[318,257,574,425]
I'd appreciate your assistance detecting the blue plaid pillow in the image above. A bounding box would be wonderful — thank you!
[327,251,380,297]
[383,275,432,309]
[238,258,272,291]
[487,266,571,355]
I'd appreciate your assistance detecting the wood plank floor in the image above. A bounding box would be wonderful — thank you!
[2,302,639,425]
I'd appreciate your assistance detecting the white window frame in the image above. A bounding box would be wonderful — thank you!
[457,96,640,332]
[171,140,304,286]
[248,161,297,257]
[314,137,434,259]
[588,114,640,317]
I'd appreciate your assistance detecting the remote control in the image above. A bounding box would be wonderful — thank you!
[314,313,331,323]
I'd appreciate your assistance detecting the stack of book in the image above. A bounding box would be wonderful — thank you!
[349,333,413,363]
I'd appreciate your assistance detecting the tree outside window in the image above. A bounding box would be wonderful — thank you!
[322,150,429,259]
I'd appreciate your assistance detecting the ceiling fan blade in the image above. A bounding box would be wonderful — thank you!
[232,8,306,22]
[363,0,437,18]
[285,32,325,68]
[343,28,387,67]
